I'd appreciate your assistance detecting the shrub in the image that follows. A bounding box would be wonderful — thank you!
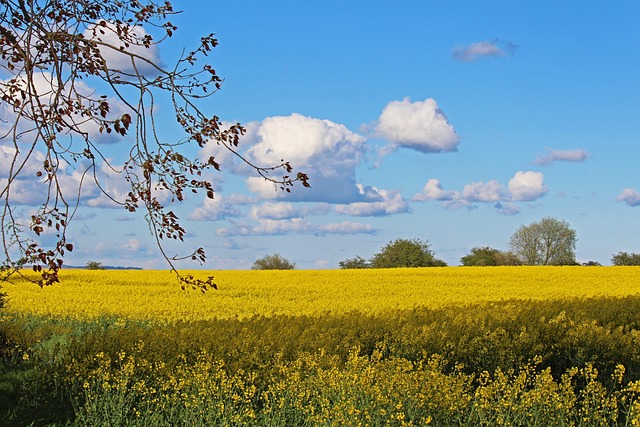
[252,254,295,270]
[85,261,104,270]
[338,256,370,269]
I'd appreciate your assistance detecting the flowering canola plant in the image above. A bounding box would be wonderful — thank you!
[3,266,640,322]
[3,266,640,425]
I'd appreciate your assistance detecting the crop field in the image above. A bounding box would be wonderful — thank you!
[3,267,640,321]
[1,267,640,426]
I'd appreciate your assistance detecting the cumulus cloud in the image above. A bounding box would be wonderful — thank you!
[83,23,162,76]
[0,145,48,205]
[508,171,547,201]
[334,185,410,217]
[83,163,133,208]
[251,202,300,220]
[319,222,376,235]
[413,171,547,212]
[200,108,454,217]
[188,195,241,221]
[412,179,456,202]
[243,113,366,203]
[1,72,130,145]
[0,145,103,206]
[533,148,588,165]
[617,188,640,207]
[216,218,376,237]
[462,180,506,203]
[375,98,459,154]
[453,39,519,62]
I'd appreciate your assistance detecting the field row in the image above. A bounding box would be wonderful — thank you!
[3,266,640,321]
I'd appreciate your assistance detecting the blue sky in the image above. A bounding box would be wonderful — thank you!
[4,1,639,269]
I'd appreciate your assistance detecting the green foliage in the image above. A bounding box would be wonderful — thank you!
[369,238,446,268]
[494,250,522,266]
[461,247,522,266]
[252,253,296,270]
[460,246,500,266]
[338,256,370,269]
[509,217,577,265]
[85,261,104,270]
[611,252,640,266]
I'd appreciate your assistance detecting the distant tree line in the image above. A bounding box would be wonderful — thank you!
[339,217,640,269]
[80,217,640,273]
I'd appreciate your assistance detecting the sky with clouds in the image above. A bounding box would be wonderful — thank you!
[2,0,639,269]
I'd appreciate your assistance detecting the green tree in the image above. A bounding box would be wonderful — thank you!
[611,252,640,266]
[370,238,446,268]
[339,256,370,269]
[0,1,309,290]
[494,251,522,266]
[461,247,522,266]
[85,261,104,270]
[509,217,577,266]
[252,254,296,270]
[460,246,501,266]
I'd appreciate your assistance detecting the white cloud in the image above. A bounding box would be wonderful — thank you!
[246,113,365,171]
[617,188,640,207]
[319,222,376,235]
[225,193,259,205]
[462,180,505,202]
[0,145,99,206]
[1,72,130,145]
[453,39,518,62]
[0,144,44,179]
[198,121,259,175]
[121,238,145,252]
[413,171,547,213]
[83,23,162,76]
[533,148,588,165]
[251,202,300,220]
[243,113,366,203]
[508,171,548,201]
[412,179,457,202]
[334,186,410,217]
[83,163,132,208]
[188,195,241,221]
[216,218,376,237]
[375,98,459,154]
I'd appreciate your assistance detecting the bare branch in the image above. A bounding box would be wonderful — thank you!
[0,0,309,290]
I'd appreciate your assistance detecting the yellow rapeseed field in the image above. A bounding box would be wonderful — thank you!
[3,266,639,322]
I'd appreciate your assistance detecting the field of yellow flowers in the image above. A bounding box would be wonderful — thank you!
[3,266,640,321]
[1,267,640,426]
